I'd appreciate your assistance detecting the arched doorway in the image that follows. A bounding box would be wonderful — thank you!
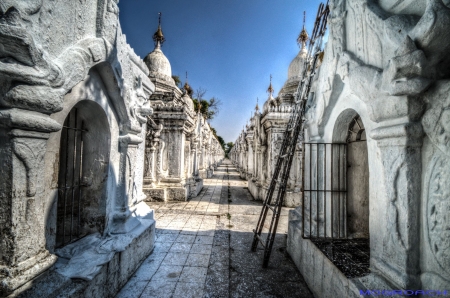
[346,115,369,239]
[302,109,371,277]
[56,100,110,248]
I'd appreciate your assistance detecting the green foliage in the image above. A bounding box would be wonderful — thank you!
[192,87,222,121]
[172,75,182,88]
[217,136,225,150]
[225,142,234,157]
[187,87,225,153]
[208,127,225,151]
[193,98,215,120]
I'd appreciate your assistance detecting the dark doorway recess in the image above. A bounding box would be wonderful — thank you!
[56,101,110,248]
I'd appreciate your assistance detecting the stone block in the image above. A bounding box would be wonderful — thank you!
[8,217,155,298]
[166,187,188,201]
[192,179,203,197]
[198,170,207,179]
[284,191,302,207]
[143,188,166,202]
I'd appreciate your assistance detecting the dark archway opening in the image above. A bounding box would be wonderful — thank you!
[302,110,370,278]
[56,100,110,248]
[346,115,369,239]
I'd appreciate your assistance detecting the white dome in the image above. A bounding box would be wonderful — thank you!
[144,46,172,79]
[287,47,307,81]
[263,95,277,113]
[182,93,195,112]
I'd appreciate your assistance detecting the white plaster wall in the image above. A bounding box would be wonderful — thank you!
[133,122,147,204]
[309,87,389,266]
[45,68,121,249]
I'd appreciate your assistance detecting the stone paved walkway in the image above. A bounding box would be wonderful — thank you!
[116,160,312,298]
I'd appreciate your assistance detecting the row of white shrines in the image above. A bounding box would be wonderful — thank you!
[1,0,450,297]
[0,1,223,297]
[230,0,450,296]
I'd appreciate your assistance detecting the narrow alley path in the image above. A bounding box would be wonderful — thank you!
[116,160,312,298]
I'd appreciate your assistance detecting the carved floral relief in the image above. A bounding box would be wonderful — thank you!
[426,152,450,276]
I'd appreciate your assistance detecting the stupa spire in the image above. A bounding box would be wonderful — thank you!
[297,11,309,51]
[267,75,274,98]
[153,12,166,49]
[184,71,193,96]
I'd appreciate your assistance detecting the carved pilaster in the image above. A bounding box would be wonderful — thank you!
[0,112,60,295]
[144,146,157,188]
[370,122,423,289]
[111,134,142,234]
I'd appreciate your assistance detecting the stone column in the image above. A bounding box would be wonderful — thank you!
[143,141,158,188]
[0,110,61,295]
[370,122,422,289]
[112,134,142,234]
[260,145,267,185]
[172,128,186,180]
[184,138,191,180]
[192,140,198,177]
[246,139,254,179]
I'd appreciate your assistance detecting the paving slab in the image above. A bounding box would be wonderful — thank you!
[115,160,312,298]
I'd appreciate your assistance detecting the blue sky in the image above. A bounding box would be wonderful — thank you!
[118,0,323,142]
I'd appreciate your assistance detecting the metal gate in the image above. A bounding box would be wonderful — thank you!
[56,108,87,248]
[302,143,347,239]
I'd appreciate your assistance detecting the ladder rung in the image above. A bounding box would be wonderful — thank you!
[253,230,266,248]
[265,204,277,213]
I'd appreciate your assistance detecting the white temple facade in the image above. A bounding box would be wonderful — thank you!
[0,4,223,297]
[232,0,450,295]
[0,1,157,296]
[142,17,224,202]
[230,26,309,208]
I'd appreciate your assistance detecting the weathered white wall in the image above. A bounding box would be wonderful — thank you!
[288,0,450,294]
[0,0,156,296]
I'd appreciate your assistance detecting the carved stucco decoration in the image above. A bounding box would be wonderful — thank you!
[422,79,450,277]
[329,0,346,57]
[0,1,119,113]
[1,37,113,199]
[0,0,62,87]
[11,131,48,197]
[422,81,450,158]
[0,0,156,201]
[311,0,450,131]
[107,0,119,14]
[426,153,450,276]
[156,137,169,182]
[144,119,162,179]
[381,153,408,251]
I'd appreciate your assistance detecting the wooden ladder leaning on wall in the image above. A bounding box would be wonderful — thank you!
[250,1,330,268]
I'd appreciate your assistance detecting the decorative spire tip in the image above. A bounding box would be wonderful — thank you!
[153,12,165,47]
[184,71,193,96]
[297,11,309,49]
[267,74,274,96]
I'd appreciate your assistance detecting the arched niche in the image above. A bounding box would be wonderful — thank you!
[332,109,369,239]
[55,100,111,248]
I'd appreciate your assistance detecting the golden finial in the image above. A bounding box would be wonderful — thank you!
[153,12,166,46]
[318,51,325,63]
[184,71,193,96]
[297,11,309,49]
[267,75,274,96]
